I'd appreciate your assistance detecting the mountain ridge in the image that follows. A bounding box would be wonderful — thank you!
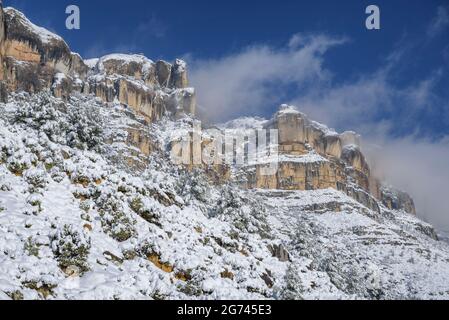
[1,5,448,300]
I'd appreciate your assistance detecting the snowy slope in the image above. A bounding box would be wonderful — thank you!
[1,92,449,300]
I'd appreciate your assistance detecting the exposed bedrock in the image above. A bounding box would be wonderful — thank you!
[0,4,415,216]
[0,6,196,123]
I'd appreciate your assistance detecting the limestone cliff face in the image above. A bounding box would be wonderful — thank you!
[0,7,87,93]
[0,6,196,122]
[169,59,189,89]
[168,103,415,215]
[0,5,416,216]
[86,55,196,122]
[380,186,416,215]
[0,3,6,103]
[0,6,85,96]
[241,105,415,214]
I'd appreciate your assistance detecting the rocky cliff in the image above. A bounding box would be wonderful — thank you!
[0,4,415,216]
[0,91,447,300]
[241,105,416,215]
[2,5,449,301]
[0,5,195,120]
[194,105,415,215]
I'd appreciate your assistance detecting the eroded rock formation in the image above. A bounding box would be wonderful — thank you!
[166,102,415,214]
[0,5,196,123]
[242,105,415,214]
[0,4,415,216]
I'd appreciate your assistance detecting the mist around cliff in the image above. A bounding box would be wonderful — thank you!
[188,29,449,233]
[364,137,449,233]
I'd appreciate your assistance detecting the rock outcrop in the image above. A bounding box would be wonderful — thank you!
[169,59,189,89]
[0,5,196,123]
[241,105,415,214]
[380,186,416,215]
[85,56,196,122]
[0,4,415,217]
[177,105,407,215]
[0,7,87,92]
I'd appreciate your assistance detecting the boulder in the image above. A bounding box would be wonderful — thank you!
[267,244,290,262]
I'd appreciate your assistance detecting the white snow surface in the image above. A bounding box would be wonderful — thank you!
[96,54,154,74]
[1,92,449,300]
[219,107,340,139]
[218,117,268,130]
[84,58,99,70]
[4,7,65,45]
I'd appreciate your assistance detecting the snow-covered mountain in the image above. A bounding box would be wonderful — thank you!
[1,5,449,300]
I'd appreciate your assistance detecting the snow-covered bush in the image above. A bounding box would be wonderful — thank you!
[51,225,91,274]
[278,264,306,300]
[12,92,103,151]
[96,187,136,242]
[66,101,103,150]
[24,237,40,257]
[176,169,211,204]
[129,195,161,227]
[1,138,37,175]
[211,186,271,238]
[23,166,49,193]
[26,193,43,213]
[13,92,68,144]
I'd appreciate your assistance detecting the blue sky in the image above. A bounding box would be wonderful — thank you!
[4,0,449,227]
[5,0,448,135]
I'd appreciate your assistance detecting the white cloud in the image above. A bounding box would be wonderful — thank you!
[365,136,449,232]
[187,31,449,233]
[188,33,346,122]
[294,68,443,135]
[301,74,449,232]
[136,15,167,39]
[427,6,449,38]
[294,72,392,131]
[291,56,449,233]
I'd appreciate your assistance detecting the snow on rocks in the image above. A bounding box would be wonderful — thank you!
[4,7,65,45]
[84,58,99,70]
[95,54,154,76]
[0,92,285,300]
[1,92,449,300]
